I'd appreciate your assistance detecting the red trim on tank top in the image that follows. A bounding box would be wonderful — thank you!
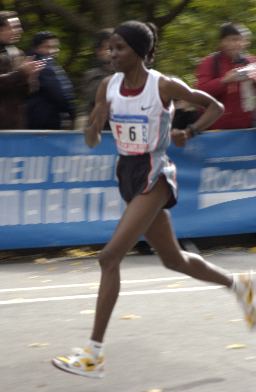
[120,80,145,96]
[120,78,169,108]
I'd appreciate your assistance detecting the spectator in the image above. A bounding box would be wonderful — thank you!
[0,11,43,130]
[26,31,75,130]
[81,29,114,129]
[196,22,256,129]
[239,24,253,54]
[7,14,23,44]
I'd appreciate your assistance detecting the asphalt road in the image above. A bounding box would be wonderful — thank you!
[0,246,256,392]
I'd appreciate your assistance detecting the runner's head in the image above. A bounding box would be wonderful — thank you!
[110,20,157,72]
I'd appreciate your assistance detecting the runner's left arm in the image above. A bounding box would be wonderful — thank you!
[160,76,224,132]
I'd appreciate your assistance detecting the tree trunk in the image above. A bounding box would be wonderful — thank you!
[91,0,120,28]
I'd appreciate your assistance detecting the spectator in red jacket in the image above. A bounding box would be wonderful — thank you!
[196,22,256,130]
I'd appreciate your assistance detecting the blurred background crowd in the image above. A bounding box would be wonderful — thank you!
[1,0,256,132]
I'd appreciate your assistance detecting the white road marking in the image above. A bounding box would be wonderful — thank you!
[0,271,249,294]
[0,285,223,305]
[0,276,190,293]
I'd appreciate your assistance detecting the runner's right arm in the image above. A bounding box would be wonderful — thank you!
[84,76,111,148]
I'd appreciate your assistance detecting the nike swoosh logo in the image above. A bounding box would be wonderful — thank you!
[141,106,152,111]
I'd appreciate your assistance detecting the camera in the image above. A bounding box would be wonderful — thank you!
[235,63,256,81]
[236,67,249,80]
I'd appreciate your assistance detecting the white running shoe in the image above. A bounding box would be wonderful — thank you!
[52,347,105,378]
[233,272,256,329]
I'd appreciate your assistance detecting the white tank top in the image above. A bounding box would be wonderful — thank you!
[106,69,174,156]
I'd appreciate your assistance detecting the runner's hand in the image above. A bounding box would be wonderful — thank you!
[171,128,189,147]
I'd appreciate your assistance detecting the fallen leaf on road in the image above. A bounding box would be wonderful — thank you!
[167,282,184,288]
[226,343,247,350]
[204,314,214,320]
[120,314,141,320]
[28,343,49,348]
[47,267,58,272]
[66,249,98,258]
[88,284,99,290]
[249,246,256,253]
[245,356,256,361]
[80,309,95,315]
[228,318,243,323]
[69,261,82,266]
[34,258,49,264]
[146,389,163,392]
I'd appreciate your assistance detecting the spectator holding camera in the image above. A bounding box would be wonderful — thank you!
[196,22,256,130]
[0,11,44,130]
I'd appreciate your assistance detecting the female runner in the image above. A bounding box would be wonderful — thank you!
[53,20,256,378]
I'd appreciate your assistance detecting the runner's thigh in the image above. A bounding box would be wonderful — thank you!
[102,177,170,260]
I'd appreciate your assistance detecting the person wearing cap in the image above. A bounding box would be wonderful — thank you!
[196,22,256,130]
[26,31,76,130]
[52,20,256,378]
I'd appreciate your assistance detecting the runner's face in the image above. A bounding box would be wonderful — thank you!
[110,34,139,72]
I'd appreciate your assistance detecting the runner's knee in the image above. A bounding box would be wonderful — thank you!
[98,248,121,272]
[161,252,187,272]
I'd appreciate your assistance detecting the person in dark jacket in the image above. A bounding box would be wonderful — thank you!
[26,31,76,130]
[0,11,43,130]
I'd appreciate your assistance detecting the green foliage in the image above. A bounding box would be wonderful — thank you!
[2,0,256,89]
[157,0,256,83]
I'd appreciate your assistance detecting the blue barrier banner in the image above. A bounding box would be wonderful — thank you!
[0,129,255,249]
[169,129,256,238]
[0,132,124,249]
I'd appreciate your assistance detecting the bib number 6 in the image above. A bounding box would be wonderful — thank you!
[129,126,136,141]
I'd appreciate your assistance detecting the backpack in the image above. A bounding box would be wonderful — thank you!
[211,51,249,78]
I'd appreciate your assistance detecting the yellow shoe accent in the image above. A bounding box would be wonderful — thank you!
[246,288,253,304]
[52,347,105,378]
[80,358,96,371]
[57,356,70,364]
[235,272,256,330]
[73,361,81,368]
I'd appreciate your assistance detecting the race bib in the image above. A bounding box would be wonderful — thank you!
[110,114,149,153]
